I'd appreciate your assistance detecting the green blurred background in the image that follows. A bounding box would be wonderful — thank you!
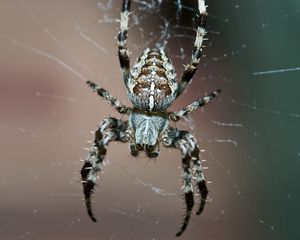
[0,0,299,239]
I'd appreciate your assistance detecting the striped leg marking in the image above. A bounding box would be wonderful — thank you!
[176,0,208,97]
[191,143,208,215]
[118,0,132,87]
[162,128,208,236]
[86,80,131,115]
[169,89,221,122]
[81,118,129,222]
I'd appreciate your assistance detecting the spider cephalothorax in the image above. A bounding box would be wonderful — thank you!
[81,0,221,236]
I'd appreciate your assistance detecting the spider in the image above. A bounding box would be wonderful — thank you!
[81,0,221,236]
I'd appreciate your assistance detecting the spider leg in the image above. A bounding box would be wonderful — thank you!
[163,128,207,236]
[190,141,208,215]
[86,80,131,115]
[118,0,131,88]
[81,117,129,222]
[169,89,221,122]
[176,0,207,97]
[178,165,194,237]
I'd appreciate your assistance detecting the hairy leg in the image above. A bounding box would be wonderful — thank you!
[163,128,207,236]
[118,0,132,88]
[81,117,129,221]
[169,89,221,122]
[86,80,131,115]
[190,140,208,215]
[176,0,208,97]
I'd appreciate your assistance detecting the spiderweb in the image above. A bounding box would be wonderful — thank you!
[0,0,299,239]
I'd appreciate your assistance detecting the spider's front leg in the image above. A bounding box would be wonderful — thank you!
[162,127,208,236]
[176,0,207,97]
[81,117,130,222]
[118,0,131,88]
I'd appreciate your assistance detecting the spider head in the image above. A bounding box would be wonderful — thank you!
[128,48,178,112]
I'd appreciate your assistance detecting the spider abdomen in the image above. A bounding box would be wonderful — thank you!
[128,48,178,112]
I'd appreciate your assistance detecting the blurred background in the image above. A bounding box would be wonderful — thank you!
[0,0,299,239]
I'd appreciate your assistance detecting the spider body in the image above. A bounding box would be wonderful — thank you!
[81,0,221,236]
[129,108,168,157]
[129,48,177,112]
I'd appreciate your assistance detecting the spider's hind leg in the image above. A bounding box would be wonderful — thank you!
[118,0,132,88]
[81,117,130,222]
[176,0,208,97]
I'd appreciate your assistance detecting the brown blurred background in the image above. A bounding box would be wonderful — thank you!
[0,0,299,240]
